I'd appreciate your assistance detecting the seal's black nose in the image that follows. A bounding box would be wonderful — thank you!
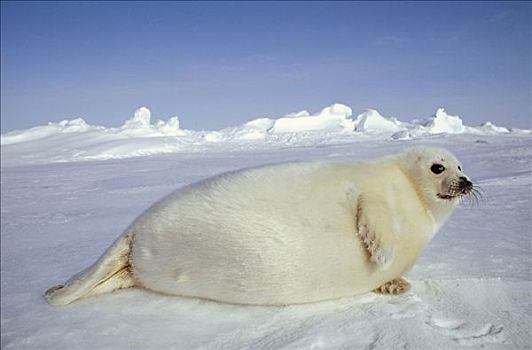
[459,176,472,190]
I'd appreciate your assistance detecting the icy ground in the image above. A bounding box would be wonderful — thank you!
[1,133,531,349]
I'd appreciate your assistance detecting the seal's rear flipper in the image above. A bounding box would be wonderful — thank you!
[45,232,137,306]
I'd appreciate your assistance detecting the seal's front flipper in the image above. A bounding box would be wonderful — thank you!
[45,232,137,306]
[373,277,411,294]
[355,194,396,270]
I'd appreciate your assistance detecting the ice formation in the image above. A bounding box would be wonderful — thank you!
[423,108,466,134]
[268,104,354,133]
[353,109,402,133]
[1,104,527,163]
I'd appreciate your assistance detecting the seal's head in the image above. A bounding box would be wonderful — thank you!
[399,147,475,223]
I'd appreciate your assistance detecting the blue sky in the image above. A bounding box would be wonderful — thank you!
[1,1,530,132]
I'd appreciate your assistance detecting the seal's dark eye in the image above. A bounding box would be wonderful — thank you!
[458,165,462,171]
[431,164,445,174]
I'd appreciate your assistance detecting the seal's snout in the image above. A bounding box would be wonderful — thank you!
[459,176,473,194]
[459,176,470,184]
[437,175,475,200]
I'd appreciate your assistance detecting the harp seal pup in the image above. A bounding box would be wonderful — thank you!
[45,147,474,306]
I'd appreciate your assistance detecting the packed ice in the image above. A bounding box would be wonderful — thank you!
[1,103,528,165]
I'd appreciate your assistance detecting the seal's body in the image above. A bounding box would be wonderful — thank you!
[45,147,473,306]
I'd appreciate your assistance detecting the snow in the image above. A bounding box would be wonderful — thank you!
[478,121,510,134]
[423,108,466,134]
[1,104,528,166]
[353,109,402,133]
[121,107,184,137]
[122,106,152,129]
[269,103,354,133]
[0,118,98,146]
[1,105,531,349]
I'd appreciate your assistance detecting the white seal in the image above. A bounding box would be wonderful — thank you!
[45,147,474,306]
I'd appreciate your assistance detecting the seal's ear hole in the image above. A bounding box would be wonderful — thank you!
[431,164,445,174]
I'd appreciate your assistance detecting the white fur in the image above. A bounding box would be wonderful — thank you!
[45,147,468,306]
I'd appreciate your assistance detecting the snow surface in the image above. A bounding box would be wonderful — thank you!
[1,104,529,165]
[1,126,531,349]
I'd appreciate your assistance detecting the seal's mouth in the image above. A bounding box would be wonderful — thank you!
[437,177,474,201]
[437,193,458,200]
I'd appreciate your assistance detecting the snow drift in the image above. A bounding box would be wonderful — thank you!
[1,103,528,165]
